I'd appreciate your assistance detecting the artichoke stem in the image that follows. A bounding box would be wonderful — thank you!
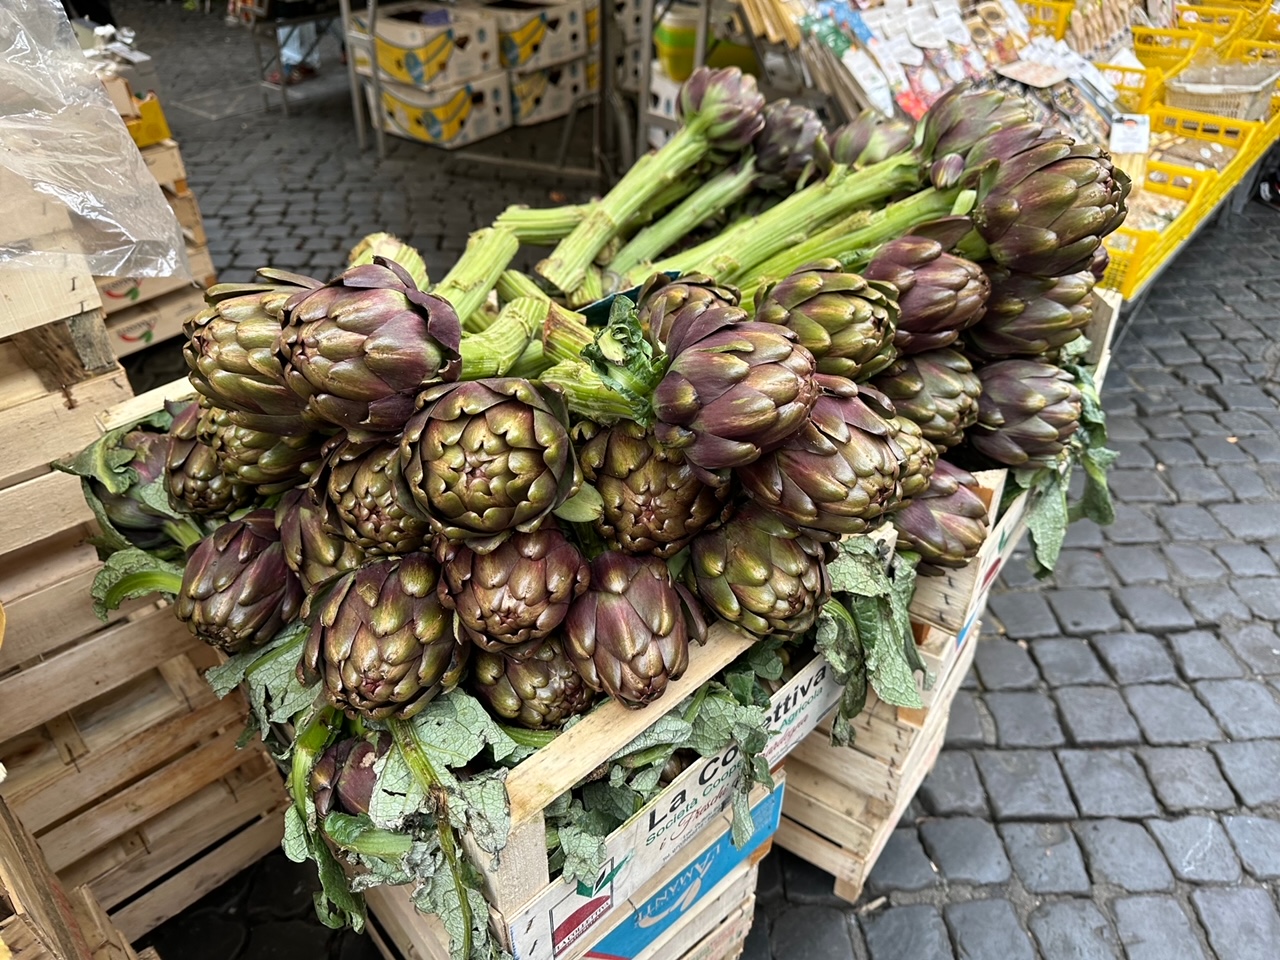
[494,203,592,245]
[567,267,605,309]
[540,360,643,423]
[542,304,595,365]
[104,569,184,610]
[163,519,205,550]
[496,269,551,305]
[498,724,559,749]
[460,297,549,378]
[290,706,339,813]
[387,717,474,960]
[537,127,711,295]
[609,158,760,276]
[740,187,962,301]
[508,339,550,378]
[323,813,416,860]
[433,227,520,334]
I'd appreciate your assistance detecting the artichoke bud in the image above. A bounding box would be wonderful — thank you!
[165,401,255,517]
[311,435,429,557]
[870,348,981,451]
[281,259,463,439]
[175,509,305,653]
[89,427,173,548]
[930,153,966,190]
[891,461,990,574]
[636,272,740,354]
[275,489,366,592]
[753,99,832,192]
[678,66,767,153]
[865,238,990,355]
[829,110,914,167]
[468,637,595,730]
[198,405,326,495]
[311,733,391,818]
[969,359,1082,466]
[888,415,938,501]
[966,268,1094,358]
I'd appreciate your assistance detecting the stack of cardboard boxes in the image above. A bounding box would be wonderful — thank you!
[351,0,602,149]
[97,75,217,357]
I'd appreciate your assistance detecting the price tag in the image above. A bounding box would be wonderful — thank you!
[1109,113,1151,155]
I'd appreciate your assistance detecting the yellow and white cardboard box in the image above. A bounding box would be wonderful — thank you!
[484,0,588,70]
[105,285,206,357]
[647,60,681,148]
[368,71,512,149]
[351,2,499,91]
[615,0,644,41]
[510,56,593,125]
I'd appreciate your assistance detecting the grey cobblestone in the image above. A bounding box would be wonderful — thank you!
[987,594,1060,640]
[1162,544,1228,581]
[1139,747,1237,812]
[1000,823,1090,894]
[1148,817,1242,882]
[1222,816,1280,879]
[985,692,1065,748]
[1032,639,1110,686]
[1047,589,1123,635]
[918,817,1011,884]
[1075,819,1174,893]
[1168,631,1244,679]
[1157,504,1228,540]
[1028,901,1120,960]
[973,639,1042,690]
[1183,585,1253,624]
[919,753,987,818]
[1214,544,1277,576]
[1101,546,1168,585]
[1054,687,1141,745]
[974,750,1077,820]
[1192,888,1280,960]
[944,900,1036,960]
[865,829,939,894]
[1059,750,1160,818]
[1114,587,1197,631]
[1212,741,1280,805]
[1113,897,1206,960]
[862,906,953,960]
[1093,633,1179,684]
[1223,623,1280,674]
[1124,684,1222,743]
[1193,679,1280,739]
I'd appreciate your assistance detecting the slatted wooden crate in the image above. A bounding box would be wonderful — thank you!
[775,619,980,904]
[0,362,285,944]
[363,778,783,960]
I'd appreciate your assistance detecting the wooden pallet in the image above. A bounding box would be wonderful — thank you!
[364,779,782,960]
[775,619,982,905]
[96,245,216,318]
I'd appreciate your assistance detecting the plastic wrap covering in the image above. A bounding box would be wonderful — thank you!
[0,0,189,280]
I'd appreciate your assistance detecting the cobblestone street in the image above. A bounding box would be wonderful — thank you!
[113,3,1280,957]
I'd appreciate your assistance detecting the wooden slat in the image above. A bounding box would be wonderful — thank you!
[503,623,755,825]
[0,471,94,560]
[83,770,281,909]
[109,812,284,941]
[0,370,133,491]
[7,697,243,834]
[10,312,118,392]
[97,380,194,433]
[0,608,200,737]
[0,261,101,341]
[40,728,253,872]
[363,885,452,960]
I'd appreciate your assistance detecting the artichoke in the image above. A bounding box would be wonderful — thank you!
[436,525,589,651]
[917,84,1034,163]
[679,66,768,154]
[653,302,818,476]
[400,378,581,553]
[754,260,899,380]
[311,436,429,556]
[968,128,1130,277]
[739,376,903,540]
[198,405,325,495]
[184,270,324,435]
[281,259,462,438]
[175,509,304,653]
[871,348,981,451]
[753,99,831,193]
[578,421,732,558]
[564,552,697,707]
[889,415,938,501]
[469,637,595,729]
[891,461,990,574]
[635,272,740,353]
[311,733,391,818]
[300,554,468,720]
[165,401,254,517]
[275,489,366,592]
[864,237,989,354]
[87,427,175,550]
[966,269,1094,358]
[689,502,829,640]
[1089,246,1110,281]
[969,359,1082,466]
[830,110,914,167]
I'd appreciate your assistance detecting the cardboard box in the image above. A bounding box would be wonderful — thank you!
[368,72,512,149]
[351,2,499,90]
[615,0,644,42]
[126,93,173,150]
[647,60,680,148]
[166,188,207,246]
[486,0,588,70]
[141,140,187,187]
[510,56,592,125]
[105,285,206,357]
[95,245,214,316]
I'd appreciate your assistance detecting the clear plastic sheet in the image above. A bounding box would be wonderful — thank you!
[0,0,189,279]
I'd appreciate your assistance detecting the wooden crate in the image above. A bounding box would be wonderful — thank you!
[364,779,782,960]
[139,142,187,194]
[104,287,207,359]
[1087,287,1122,388]
[96,246,216,317]
[775,617,981,905]
[907,470,1028,645]
[164,189,207,248]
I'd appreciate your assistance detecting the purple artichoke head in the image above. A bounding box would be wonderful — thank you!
[468,637,595,729]
[891,461,990,574]
[678,66,767,153]
[311,732,391,818]
[864,236,989,355]
[829,110,914,167]
[966,268,1094,358]
[753,99,832,192]
[969,359,1082,466]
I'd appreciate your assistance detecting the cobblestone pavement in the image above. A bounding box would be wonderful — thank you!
[113,4,1280,958]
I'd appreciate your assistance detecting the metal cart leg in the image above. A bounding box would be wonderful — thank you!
[339,0,368,150]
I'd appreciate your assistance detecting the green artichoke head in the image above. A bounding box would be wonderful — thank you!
[888,414,938,501]
[282,258,462,439]
[966,268,1094,358]
[970,359,1082,466]
[176,509,305,653]
[165,401,255,517]
[870,348,981,450]
[400,377,581,554]
[468,637,595,729]
[689,502,830,639]
[891,461,990,574]
[564,552,697,708]
[635,272,741,354]
[754,260,899,380]
[830,110,914,167]
[653,304,819,478]
[678,66,767,153]
[299,554,468,720]
[311,435,429,557]
[198,405,326,495]
[753,99,832,193]
[184,269,325,435]
[578,420,733,558]
[917,84,1034,164]
[436,524,590,651]
[739,375,904,540]
[864,236,990,355]
[274,489,367,592]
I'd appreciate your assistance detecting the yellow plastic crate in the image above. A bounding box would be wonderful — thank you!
[1223,38,1280,116]
[1096,60,1179,112]
[1021,0,1074,38]
[1102,161,1215,298]
[1181,0,1270,36]
[1132,27,1211,71]
[1174,4,1249,47]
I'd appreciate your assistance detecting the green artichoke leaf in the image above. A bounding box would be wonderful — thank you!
[723,665,762,707]
[815,599,869,746]
[323,812,416,864]
[851,593,923,710]
[413,858,504,960]
[607,713,693,762]
[1072,445,1119,529]
[454,771,512,860]
[53,409,172,493]
[747,636,787,682]
[134,476,191,522]
[826,535,891,598]
[580,296,668,425]
[80,477,133,559]
[90,547,184,620]
[1026,467,1070,578]
[731,787,755,848]
[685,683,770,764]
[207,621,316,740]
[556,812,612,888]
[553,481,604,522]
[888,551,927,685]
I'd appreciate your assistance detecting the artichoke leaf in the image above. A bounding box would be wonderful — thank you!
[90,547,184,620]
[1026,466,1070,578]
[206,621,315,739]
[553,482,605,522]
[826,535,892,597]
